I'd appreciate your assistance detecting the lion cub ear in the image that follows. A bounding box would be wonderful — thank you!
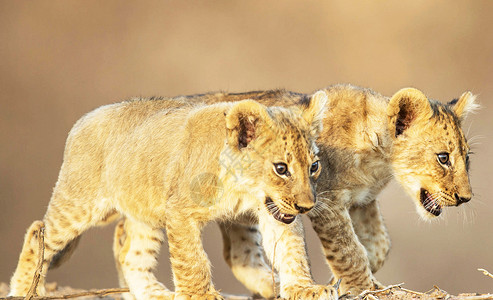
[449,91,479,122]
[225,100,270,150]
[387,88,433,138]
[301,90,328,137]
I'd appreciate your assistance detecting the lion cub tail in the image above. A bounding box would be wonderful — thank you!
[48,236,82,270]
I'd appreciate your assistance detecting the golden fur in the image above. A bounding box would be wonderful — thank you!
[112,84,476,295]
[9,92,339,300]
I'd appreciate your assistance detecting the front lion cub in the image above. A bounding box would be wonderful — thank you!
[9,92,337,300]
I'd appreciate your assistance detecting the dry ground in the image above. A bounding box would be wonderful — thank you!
[1,281,492,300]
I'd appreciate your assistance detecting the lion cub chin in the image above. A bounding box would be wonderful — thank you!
[9,91,337,300]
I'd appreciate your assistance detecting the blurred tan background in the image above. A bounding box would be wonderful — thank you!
[1,0,492,296]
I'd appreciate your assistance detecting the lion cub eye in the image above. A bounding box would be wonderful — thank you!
[437,153,450,165]
[310,161,320,174]
[273,163,289,176]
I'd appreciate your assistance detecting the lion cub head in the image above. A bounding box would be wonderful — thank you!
[222,91,328,224]
[387,88,478,219]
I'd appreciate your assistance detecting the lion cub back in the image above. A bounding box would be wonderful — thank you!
[61,98,236,225]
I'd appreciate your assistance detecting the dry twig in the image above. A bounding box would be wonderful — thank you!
[449,295,493,300]
[270,229,287,298]
[400,287,427,296]
[24,225,45,300]
[3,288,130,300]
[358,282,404,299]
[478,268,493,280]
[271,242,277,299]
[2,225,131,300]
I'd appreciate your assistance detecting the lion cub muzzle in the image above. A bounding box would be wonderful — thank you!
[454,193,471,206]
[294,203,313,214]
[294,190,316,213]
[264,194,315,224]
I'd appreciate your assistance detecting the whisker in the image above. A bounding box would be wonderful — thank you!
[317,190,333,197]
[309,200,338,223]
[466,121,474,138]
[468,142,482,148]
[467,134,485,143]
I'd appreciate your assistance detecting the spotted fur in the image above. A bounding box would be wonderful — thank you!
[9,93,339,300]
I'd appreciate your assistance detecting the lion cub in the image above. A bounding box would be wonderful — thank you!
[200,86,477,295]
[9,92,337,299]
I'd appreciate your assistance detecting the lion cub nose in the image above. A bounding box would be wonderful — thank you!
[454,193,471,206]
[294,203,313,214]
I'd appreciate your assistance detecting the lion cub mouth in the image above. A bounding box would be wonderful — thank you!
[265,197,296,224]
[420,188,442,216]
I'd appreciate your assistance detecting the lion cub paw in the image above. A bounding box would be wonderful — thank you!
[370,275,385,290]
[340,276,385,296]
[282,284,338,300]
[140,290,174,300]
[174,291,224,300]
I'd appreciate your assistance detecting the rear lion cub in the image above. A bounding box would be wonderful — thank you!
[9,92,337,300]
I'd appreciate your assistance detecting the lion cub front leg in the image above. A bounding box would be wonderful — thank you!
[166,213,222,300]
[258,212,337,300]
[219,221,278,299]
[113,219,135,300]
[309,204,375,295]
[117,218,172,300]
[349,200,390,275]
